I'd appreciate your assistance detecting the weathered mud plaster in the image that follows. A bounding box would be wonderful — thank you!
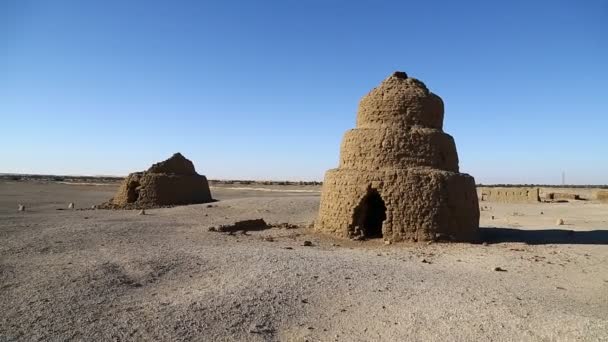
[316,72,479,242]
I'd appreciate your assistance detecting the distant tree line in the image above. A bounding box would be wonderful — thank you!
[0,174,324,186]
[3,174,605,189]
[208,179,323,186]
[477,184,608,189]
[0,174,123,183]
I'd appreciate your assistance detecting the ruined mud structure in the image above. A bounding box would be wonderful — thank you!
[316,72,479,242]
[101,153,212,209]
[546,192,581,201]
[597,190,608,203]
[479,187,540,203]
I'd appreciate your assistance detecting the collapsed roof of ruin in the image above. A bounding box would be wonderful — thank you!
[147,152,197,175]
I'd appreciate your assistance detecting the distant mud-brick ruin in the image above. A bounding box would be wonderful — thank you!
[546,192,581,201]
[597,190,608,203]
[478,187,540,203]
[101,153,212,209]
[316,72,479,242]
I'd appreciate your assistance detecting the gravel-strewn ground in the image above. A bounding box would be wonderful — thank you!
[1,181,607,341]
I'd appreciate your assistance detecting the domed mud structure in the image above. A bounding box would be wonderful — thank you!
[101,153,213,209]
[316,72,479,242]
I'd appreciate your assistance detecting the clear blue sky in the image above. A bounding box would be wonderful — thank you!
[1,0,607,184]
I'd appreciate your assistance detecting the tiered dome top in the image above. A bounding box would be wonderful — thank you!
[356,71,444,130]
[339,72,459,172]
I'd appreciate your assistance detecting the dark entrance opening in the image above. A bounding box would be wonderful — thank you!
[126,180,141,203]
[352,189,387,238]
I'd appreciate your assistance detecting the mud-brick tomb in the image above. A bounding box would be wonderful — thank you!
[101,152,212,209]
[316,72,479,242]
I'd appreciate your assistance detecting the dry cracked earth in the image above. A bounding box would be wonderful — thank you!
[1,181,607,341]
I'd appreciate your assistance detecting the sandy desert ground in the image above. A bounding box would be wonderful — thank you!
[1,181,607,341]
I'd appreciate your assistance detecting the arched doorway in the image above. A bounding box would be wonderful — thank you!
[352,189,387,238]
[126,180,141,203]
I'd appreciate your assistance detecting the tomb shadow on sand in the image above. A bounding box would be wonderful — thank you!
[480,227,608,245]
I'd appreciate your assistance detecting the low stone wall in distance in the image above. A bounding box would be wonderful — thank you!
[546,192,581,200]
[478,187,540,203]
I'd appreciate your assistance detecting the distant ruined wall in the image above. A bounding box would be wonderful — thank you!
[478,187,540,203]
[597,190,608,203]
[546,192,580,200]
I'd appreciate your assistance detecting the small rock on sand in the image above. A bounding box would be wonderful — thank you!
[493,267,507,272]
[302,241,313,247]
[249,324,273,334]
